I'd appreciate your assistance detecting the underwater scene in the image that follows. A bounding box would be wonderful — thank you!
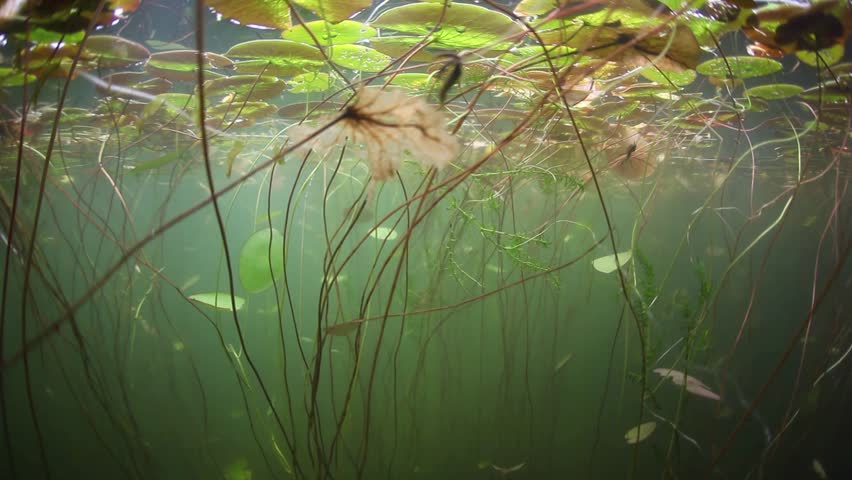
[0,0,850,479]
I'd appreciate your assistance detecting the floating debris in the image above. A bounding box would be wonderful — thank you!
[624,421,657,444]
[654,368,721,401]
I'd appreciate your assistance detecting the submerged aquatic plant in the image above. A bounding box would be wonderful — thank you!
[289,86,459,180]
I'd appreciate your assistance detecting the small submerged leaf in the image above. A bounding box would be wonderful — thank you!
[553,353,573,374]
[654,368,721,401]
[592,250,632,274]
[624,421,656,444]
[239,228,285,293]
[189,292,246,311]
[370,226,398,241]
[326,320,363,336]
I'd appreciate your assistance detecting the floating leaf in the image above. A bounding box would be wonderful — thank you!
[654,368,721,401]
[696,56,783,79]
[0,67,37,87]
[639,67,696,87]
[372,3,523,49]
[796,44,844,67]
[288,72,334,93]
[291,0,371,24]
[202,75,286,100]
[514,0,561,16]
[146,50,233,81]
[624,421,656,444]
[277,101,343,119]
[239,228,285,293]
[189,292,246,311]
[208,102,277,122]
[745,83,803,100]
[389,73,433,89]
[592,251,632,274]
[329,45,391,72]
[226,40,324,77]
[282,20,376,45]
[85,35,150,67]
[205,0,291,29]
[97,72,172,97]
[370,226,398,241]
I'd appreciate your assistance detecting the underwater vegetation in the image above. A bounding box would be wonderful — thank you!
[0,0,850,479]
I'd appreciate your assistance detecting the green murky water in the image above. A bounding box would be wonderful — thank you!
[1,1,850,479]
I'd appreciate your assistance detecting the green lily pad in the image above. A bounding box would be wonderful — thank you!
[282,20,376,45]
[745,83,803,100]
[202,75,286,100]
[288,72,334,93]
[624,421,656,444]
[226,40,325,75]
[239,228,285,293]
[372,3,523,49]
[639,67,696,87]
[85,35,150,67]
[206,0,291,30]
[189,292,246,311]
[592,250,632,274]
[0,67,37,87]
[797,44,844,67]
[145,50,233,81]
[696,56,783,80]
[389,73,433,89]
[208,101,278,120]
[291,0,371,24]
[514,0,559,16]
[329,45,391,72]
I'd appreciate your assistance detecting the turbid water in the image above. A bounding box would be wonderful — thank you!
[1,1,850,479]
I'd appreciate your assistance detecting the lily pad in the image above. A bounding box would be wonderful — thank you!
[796,44,844,67]
[372,3,523,49]
[639,67,696,87]
[329,45,391,72]
[592,250,632,274]
[624,421,656,444]
[202,75,286,100]
[282,20,376,45]
[389,73,433,89]
[189,292,246,311]
[146,50,233,81]
[239,228,285,293]
[696,56,783,80]
[288,72,334,93]
[208,101,278,121]
[226,40,325,75]
[291,0,371,24]
[206,0,291,30]
[0,67,37,87]
[85,35,150,67]
[745,83,803,100]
